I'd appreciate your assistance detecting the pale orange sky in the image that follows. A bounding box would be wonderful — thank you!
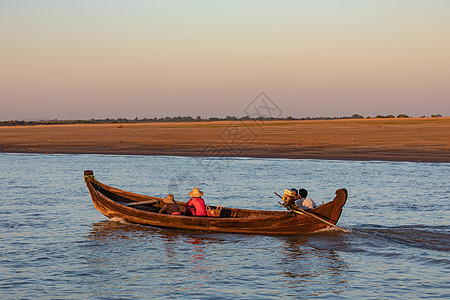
[1,0,449,120]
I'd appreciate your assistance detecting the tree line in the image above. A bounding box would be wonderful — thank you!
[0,114,443,127]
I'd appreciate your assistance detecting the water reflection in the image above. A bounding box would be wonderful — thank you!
[188,237,205,262]
[87,219,226,244]
[86,220,351,291]
[85,221,216,273]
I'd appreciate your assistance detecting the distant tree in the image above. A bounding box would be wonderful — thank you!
[397,114,409,118]
[386,115,395,118]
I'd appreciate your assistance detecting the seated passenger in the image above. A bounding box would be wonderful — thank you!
[295,188,317,210]
[185,188,207,216]
[159,194,182,215]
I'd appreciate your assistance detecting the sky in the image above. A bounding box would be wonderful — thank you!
[1,0,449,121]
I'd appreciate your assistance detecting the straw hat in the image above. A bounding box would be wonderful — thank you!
[189,188,204,197]
[163,194,175,204]
[284,189,296,197]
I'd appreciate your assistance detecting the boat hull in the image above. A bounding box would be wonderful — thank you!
[85,171,347,235]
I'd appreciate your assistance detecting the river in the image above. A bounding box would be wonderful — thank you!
[0,153,448,299]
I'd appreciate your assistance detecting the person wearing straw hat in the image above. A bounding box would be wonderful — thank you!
[282,188,297,209]
[159,194,182,215]
[185,188,207,216]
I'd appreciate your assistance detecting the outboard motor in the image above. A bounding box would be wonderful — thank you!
[282,188,297,208]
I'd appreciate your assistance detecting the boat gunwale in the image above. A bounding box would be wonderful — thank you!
[89,181,299,222]
[89,180,337,222]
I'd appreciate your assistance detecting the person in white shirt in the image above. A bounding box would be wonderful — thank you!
[295,188,317,210]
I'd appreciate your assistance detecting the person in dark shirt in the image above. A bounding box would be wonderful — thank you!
[159,194,181,215]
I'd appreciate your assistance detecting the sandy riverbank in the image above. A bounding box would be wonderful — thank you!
[1,118,449,162]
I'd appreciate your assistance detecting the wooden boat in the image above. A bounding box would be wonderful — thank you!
[84,170,348,235]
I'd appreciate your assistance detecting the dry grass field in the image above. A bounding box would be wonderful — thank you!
[1,118,449,162]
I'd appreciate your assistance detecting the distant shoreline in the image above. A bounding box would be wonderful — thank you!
[1,118,449,163]
[3,114,444,127]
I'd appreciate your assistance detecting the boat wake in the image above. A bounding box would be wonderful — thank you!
[109,216,130,224]
[352,224,450,252]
